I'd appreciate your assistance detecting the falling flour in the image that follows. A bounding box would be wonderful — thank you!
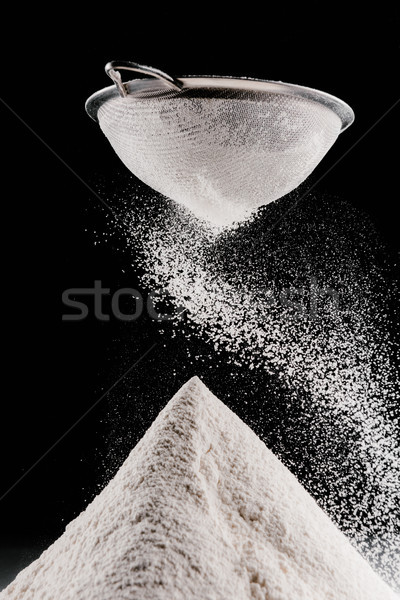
[92,176,399,591]
[1,377,397,599]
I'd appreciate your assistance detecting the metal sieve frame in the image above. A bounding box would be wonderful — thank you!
[85,61,354,132]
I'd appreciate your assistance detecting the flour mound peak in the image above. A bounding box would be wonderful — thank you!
[1,377,396,599]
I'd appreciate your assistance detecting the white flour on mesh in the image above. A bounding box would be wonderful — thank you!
[1,377,397,600]
[97,91,341,226]
[98,179,399,591]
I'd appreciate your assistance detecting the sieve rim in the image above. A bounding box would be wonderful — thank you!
[85,75,354,132]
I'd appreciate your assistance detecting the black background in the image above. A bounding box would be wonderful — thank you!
[0,5,399,588]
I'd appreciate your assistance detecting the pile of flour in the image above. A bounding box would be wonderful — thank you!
[1,377,397,599]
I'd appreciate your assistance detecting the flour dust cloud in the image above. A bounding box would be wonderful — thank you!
[92,174,399,592]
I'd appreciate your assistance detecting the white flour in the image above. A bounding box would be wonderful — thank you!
[1,377,397,599]
[107,184,399,589]
[97,90,342,226]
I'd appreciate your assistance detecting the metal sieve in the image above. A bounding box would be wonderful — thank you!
[86,61,354,226]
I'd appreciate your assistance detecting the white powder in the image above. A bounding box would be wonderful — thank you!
[1,377,397,599]
[104,182,399,589]
[97,90,341,226]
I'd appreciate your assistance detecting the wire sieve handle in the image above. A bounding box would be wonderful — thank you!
[105,61,183,97]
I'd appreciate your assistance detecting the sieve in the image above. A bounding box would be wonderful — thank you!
[86,61,354,226]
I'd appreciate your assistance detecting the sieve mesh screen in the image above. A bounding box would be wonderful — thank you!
[98,87,342,226]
